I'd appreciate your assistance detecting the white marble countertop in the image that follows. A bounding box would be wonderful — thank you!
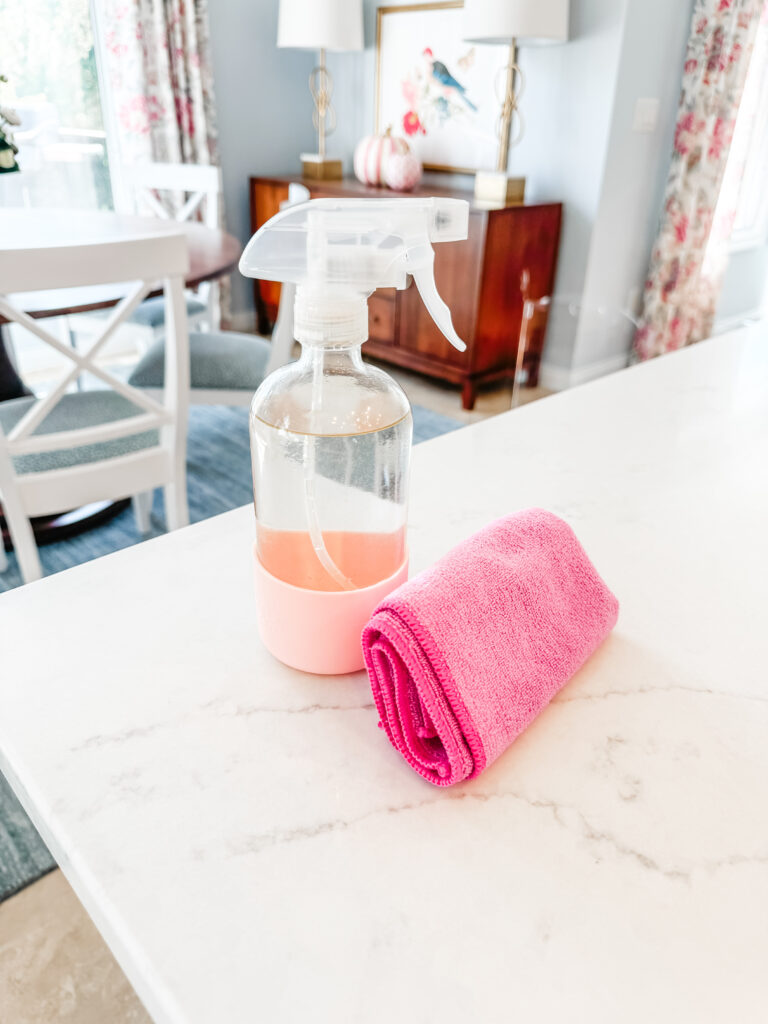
[1,330,767,1023]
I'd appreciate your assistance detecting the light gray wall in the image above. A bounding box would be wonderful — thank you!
[208,0,316,321]
[569,0,694,382]
[513,0,628,374]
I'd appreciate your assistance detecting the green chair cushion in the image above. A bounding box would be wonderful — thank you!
[0,391,159,475]
[129,295,208,328]
[128,330,272,392]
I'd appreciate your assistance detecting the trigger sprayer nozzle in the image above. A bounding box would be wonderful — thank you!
[238,196,470,352]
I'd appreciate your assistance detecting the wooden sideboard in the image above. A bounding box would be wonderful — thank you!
[249,175,562,409]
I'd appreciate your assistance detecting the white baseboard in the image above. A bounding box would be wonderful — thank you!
[539,352,630,391]
[537,362,572,392]
[712,306,766,335]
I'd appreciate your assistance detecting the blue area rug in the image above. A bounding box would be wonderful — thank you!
[0,403,460,592]
[0,402,461,900]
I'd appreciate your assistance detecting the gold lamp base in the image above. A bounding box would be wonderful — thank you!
[475,41,527,207]
[301,153,343,180]
[473,171,526,205]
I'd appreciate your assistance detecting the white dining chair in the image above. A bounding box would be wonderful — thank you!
[0,230,190,584]
[125,162,223,334]
[70,163,222,355]
[127,183,310,407]
[128,327,271,407]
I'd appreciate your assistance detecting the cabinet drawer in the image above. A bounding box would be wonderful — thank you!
[368,291,396,345]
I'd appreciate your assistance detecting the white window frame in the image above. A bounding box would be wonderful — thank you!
[728,20,768,253]
[89,0,130,214]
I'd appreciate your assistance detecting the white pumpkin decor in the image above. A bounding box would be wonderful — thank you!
[383,151,423,192]
[353,127,410,187]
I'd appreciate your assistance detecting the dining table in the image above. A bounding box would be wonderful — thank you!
[0,208,242,400]
[0,327,765,1024]
[0,208,242,541]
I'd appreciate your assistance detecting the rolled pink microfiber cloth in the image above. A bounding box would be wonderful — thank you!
[362,508,619,786]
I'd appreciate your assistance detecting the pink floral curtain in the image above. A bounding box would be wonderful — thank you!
[634,0,766,361]
[101,0,219,197]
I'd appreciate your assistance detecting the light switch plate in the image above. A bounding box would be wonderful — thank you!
[633,97,660,133]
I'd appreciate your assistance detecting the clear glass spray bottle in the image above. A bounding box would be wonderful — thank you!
[239,197,469,674]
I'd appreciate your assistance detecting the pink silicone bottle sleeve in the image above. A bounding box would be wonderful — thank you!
[253,544,409,675]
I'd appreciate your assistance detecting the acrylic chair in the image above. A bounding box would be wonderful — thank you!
[124,162,223,334]
[515,268,551,408]
[0,230,190,584]
[513,270,639,408]
[127,183,311,407]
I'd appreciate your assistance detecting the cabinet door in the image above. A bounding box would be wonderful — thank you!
[396,211,486,369]
[474,205,562,374]
[367,290,397,346]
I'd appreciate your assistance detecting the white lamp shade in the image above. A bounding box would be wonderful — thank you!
[463,0,569,45]
[277,0,364,52]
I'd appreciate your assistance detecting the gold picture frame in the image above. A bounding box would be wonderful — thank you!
[375,1,505,175]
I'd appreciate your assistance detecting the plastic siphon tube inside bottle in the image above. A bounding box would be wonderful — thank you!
[302,341,357,591]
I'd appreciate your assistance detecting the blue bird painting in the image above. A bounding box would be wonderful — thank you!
[422,47,478,112]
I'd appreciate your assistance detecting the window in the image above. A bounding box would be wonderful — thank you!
[715,12,768,252]
[0,0,113,210]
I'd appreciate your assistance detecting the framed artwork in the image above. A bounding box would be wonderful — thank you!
[375,1,508,174]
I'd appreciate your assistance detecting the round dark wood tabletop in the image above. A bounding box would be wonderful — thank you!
[0,211,241,324]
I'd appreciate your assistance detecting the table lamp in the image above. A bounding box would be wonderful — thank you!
[278,0,364,180]
[463,0,569,204]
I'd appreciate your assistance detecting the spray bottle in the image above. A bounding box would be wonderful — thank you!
[239,197,469,675]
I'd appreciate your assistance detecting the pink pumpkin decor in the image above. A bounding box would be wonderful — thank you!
[383,151,423,192]
[354,128,410,187]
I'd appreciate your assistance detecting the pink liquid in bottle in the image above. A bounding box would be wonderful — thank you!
[257,525,406,592]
